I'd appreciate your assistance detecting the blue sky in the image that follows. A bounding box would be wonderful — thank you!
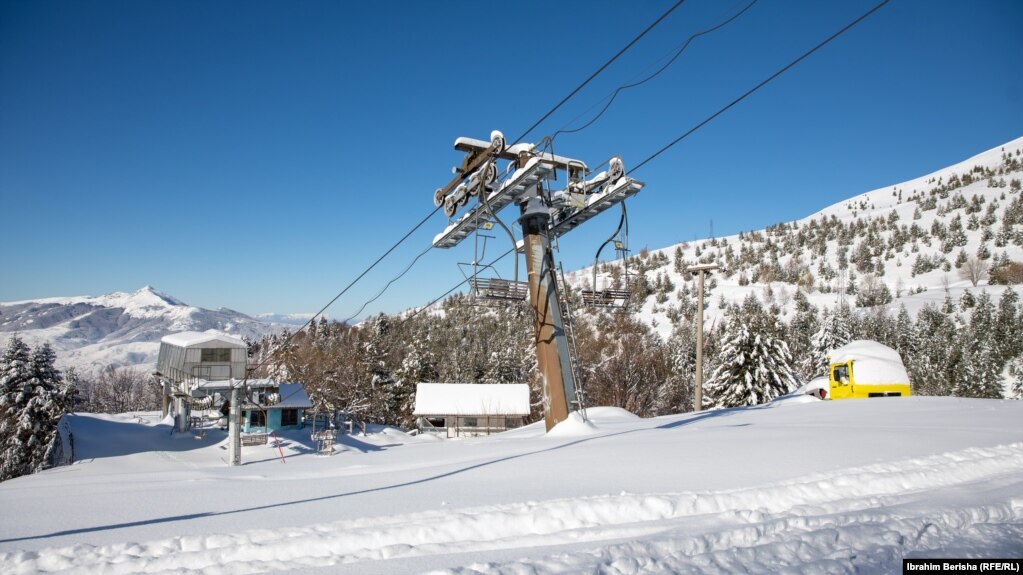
[2,0,1021,319]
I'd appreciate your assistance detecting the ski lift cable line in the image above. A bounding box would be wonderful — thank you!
[399,0,891,330]
[508,0,687,147]
[263,0,693,346]
[394,245,515,327]
[217,1,696,422]
[549,0,759,143]
[272,1,696,339]
[628,0,891,176]
[244,205,441,377]
[339,243,433,326]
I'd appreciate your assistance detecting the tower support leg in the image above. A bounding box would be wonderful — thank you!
[520,195,577,432]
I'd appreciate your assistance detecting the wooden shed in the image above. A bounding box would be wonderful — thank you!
[413,383,530,438]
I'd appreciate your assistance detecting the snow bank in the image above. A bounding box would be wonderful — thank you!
[3,442,1020,574]
[546,411,599,437]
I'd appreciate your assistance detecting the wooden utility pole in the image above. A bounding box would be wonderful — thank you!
[687,263,719,412]
[520,194,577,432]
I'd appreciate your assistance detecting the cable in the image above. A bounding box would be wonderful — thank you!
[397,246,517,328]
[270,1,690,341]
[211,0,726,433]
[244,205,440,375]
[280,2,695,338]
[400,0,891,330]
[551,0,758,143]
[339,244,433,325]
[508,0,686,147]
[629,0,890,175]
[253,0,890,392]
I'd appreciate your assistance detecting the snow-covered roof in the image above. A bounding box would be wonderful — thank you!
[161,331,247,349]
[828,340,910,386]
[275,383,312,409]
[413,383,530,416]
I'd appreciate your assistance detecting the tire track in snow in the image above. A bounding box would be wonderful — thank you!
[2,443,1022,574]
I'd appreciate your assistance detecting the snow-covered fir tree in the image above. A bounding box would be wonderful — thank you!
[0,337,67,481]
[658,321,697,414]
[1013,361,1023,400]
[804,306,852,378]
[705,301,798,408]
[0,335,33,480]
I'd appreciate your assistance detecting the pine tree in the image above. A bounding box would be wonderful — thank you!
[659,321,696,414]
[912,304,960,396]
[955,293,1004,398]
[1,336,33,480]
[1012,362,1023,400]
[392,339,438,428]
[0,336,63,481]
[995,287,1021,362]
[893,305,919,362]
[706,311,797,408]
[26,344,64,469]
[788,290,820,381]
[804,308,851,377]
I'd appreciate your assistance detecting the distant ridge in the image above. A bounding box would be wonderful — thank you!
[0,286,286,371]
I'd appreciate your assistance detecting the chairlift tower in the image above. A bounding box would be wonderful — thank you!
[431,131,644,431]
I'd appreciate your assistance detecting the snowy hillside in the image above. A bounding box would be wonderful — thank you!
[566,136,1023,338]
[0,286,282,371]
[0,398,1020,572]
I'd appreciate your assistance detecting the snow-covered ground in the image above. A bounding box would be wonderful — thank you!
[1,398,1021,573]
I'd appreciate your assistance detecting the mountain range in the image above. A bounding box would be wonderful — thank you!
[0,286,283,372]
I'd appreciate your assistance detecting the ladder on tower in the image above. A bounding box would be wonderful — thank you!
[557,263,587,421]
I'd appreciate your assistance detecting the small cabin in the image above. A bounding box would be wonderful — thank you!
[413,383,530,438]
[241,382,312,433]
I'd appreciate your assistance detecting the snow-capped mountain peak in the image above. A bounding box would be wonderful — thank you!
[0,287,284,371]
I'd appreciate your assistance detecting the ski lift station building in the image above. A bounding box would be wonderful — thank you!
[413,383,530,438]
[155,331,310,434]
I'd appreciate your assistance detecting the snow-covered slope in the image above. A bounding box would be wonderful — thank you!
[0,398,1020,572]
[0,286,282,371]
[566,136,1023,337]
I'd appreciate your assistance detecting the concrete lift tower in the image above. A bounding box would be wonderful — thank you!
[431,131,644,431]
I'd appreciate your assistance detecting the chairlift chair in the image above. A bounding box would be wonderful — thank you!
[308,409,337,456]
[579,201,632,308]
[459,172,530,304]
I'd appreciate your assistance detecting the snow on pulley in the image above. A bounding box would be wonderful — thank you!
[490,130,505,155]
[608,156,624,184]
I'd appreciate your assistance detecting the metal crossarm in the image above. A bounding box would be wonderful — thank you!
[550,177,644,239]
[433,158,553,248]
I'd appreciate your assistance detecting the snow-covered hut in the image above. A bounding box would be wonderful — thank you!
[413,383,530,438]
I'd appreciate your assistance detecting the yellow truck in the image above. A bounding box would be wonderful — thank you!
[827,340,912,399]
